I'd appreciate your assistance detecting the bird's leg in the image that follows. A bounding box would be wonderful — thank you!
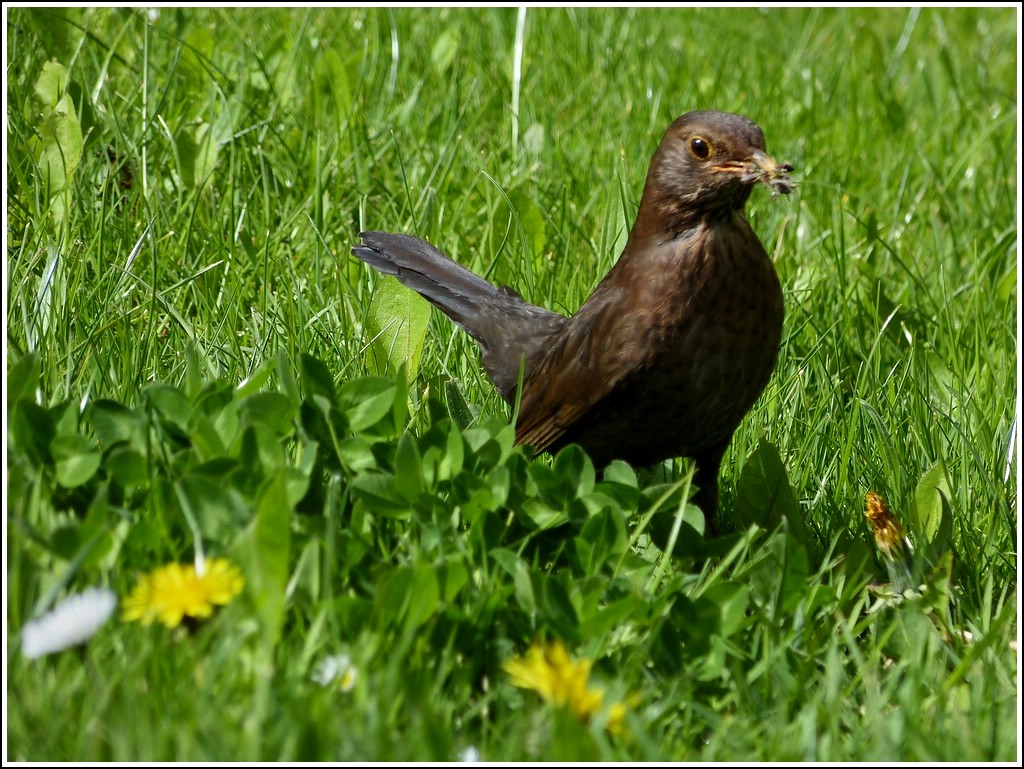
[692,444,728,537]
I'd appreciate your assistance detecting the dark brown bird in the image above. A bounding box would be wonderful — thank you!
[353,110,794,534]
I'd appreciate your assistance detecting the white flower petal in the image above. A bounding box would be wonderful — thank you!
[21,587,117,659]
[312,653,358,691]
[459,746,481,763]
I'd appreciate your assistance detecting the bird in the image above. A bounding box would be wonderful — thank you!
[352,110,794,535]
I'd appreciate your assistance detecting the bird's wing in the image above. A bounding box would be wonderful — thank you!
[513,283,654,454]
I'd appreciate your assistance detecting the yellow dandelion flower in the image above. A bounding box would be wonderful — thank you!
[503,639,629,732]
[606,700,628,735]
[123,558,244,628]
[200,558,246,605]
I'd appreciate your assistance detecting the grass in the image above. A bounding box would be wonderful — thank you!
[5,6,1018,762]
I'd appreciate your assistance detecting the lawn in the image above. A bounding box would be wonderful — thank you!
[5,6,1018,761]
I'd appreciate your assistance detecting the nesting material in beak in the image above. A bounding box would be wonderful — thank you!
[748,149,796,196]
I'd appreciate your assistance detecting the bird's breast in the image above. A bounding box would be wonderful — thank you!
[603,217,784,451]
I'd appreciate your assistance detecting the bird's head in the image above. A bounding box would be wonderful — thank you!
[641,110,795,229]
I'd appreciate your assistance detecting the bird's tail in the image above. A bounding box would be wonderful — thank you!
[352,231,503,340]
[351,231,568,400]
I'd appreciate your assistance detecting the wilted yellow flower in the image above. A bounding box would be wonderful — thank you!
[864,491,913,561]
[503,639,629,733]
[123,558,244,628]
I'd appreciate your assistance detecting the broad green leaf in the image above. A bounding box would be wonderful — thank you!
[181,26,215,81]
[237,423,284,478]
[602,460,637,487]
[511,557,536,614]
[439,558,469,603]
[673,592,721,645]
[106,446,149,488]
[373,566,413,627]
[452,473,498,521]
[22,8,77,59]
[193,380,235,421]
[488,547,521,578]
[87,399,139,445]
[334,596,373,637]
[192,414,228,459]
[52,399,79,437]
[527,461,560,504]
[236,358,276,399]
[650,613,688,674]
[996,263,1016,302]
[282,466,312,508]
[519,497,565,531]
[193,122,219,186]
[11,400,55,465]
[777,534,811,613]
[50,524,82,560]
[403,563,440,633]
[681,502,706,534]
[580,508,627,571]
[882,600,946,661]
[510,190,548,265]
[701,582,750,638]
[79,491,125,569]
[6,352,40,409]
[180,473,251,544]
[237,392,294,436]
[350,473,410,517]
[144,383,192,433]
[579,596,640,638]
[33,60,83,225]
[337,437,376,473]
[735,438,807,543]
[486,465,511,508]
[299,353,336,401]
[184,343,205,399]
[243,470,292,648]
[174,127,197,188]
[277,348,301,407]
[553,443,596,500]
[540,574,579,639]
[51,434,100,487]
[339,377,397,433]
[364,278,431,378]
[54,449,101,488]
[391,364,409,433]
[394,431,424,502]
[437,424,465,481]
[912,460,953,552]
[191,457,242,480]
[430,28,459,74]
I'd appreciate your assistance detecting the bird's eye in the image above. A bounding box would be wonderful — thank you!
[689,136,713,160]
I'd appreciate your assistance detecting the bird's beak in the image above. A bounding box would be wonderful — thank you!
[750,149,787,177]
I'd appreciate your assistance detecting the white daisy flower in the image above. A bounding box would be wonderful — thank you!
[21,587,117,659]
[312,653,358,692]
[459,746,481,763]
